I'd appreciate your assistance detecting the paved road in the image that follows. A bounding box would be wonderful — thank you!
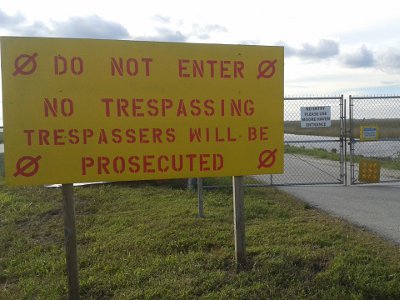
[263,154,344,185]
[256,154,400,186]
[254,154,400,243]
[278,183,400,244]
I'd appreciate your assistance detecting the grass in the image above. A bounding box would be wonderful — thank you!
[285,145,342,161]
[1,179,400,299]
[285,145,400,171]
[285,118,400,138]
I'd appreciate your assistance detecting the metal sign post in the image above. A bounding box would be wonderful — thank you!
[232,176,246,266]
[62,184,80,299]
[197,178,204,218]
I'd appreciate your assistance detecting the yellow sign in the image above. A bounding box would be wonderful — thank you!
[1,37,284,185]
[360,126,379,141]
[359,159,380,183]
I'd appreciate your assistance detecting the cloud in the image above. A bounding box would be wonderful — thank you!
[192,24,227,40]
[135,16,227,42]
[0,9,130,39]
[340,45,375,68]
[11,20,52,37]
[51,15,130,39]
[0,9,25,26]
[1,8,223,44]
[239,40,260,45]
[339,45,400,73]
[134,19,226,42]
[133,15,188,42]
[152,15,171,24]
[377,47,400,73]
[134,27,188,42]
[282,39,339,60]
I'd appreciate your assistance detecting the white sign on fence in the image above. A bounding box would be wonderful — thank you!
[300,106,331,128]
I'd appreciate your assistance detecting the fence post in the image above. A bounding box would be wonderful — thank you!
[340,95,347,186]
[197,178,204,218]
[232,176,246,266]
[187,178,196,189]
[62,183,80,299]
[349,95,355,185]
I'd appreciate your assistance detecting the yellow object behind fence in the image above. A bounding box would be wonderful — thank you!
[358,159,381,183]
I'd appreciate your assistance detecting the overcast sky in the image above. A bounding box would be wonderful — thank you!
[1,0,400,119]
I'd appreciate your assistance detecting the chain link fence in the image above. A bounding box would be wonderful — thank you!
[253,96,345,186]
[199,96,346,189]
[349,95,400,184]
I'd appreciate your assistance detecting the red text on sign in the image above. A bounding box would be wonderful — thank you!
[100,97,254,117]
[81,153,224,175]
[111,57,153,77]
[44,97,74,117]
[189,127,237,143]
[248,126,269,141]
[54,55,84,75]
[22,127,176,146]
[178,59,245,78]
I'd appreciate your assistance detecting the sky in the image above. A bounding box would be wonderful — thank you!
[1,0,400,122]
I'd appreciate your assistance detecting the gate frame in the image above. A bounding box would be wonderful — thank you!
[349,95,400,185]
[247,95,346,187]
[200,95,346,189]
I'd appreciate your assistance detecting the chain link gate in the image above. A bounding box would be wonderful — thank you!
[349,95,400,185]
[253,96,346,186]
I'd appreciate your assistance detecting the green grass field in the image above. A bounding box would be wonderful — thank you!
[1,179,400,299]
[285,118,400,138]
[285,145,400,171]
